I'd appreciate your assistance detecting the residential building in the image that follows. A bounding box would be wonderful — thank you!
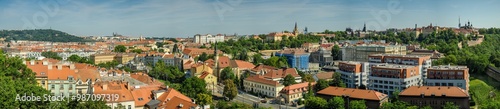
[93,81,135,109]
[425,65,469,91]
[399,86,469,109]
[317,87,389,109]
[407,49,444,61]
[336,61,369,88]
[145,87,199,109]
[114,53,136,64]
[275,48,310,71]
[194,34,225,44]
[368,54,432,79]
[249,64,302,83]
[244,75,285,98]
[341,45,407,62]
[90,53,116,64]
[309,48,333,67]
[368,64,422,96]
[229,60,256,79]
[181,48,223,59]
[143,53,183,69]
[279,82,316,103]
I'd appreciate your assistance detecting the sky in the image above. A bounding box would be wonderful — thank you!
[1,0,499,37]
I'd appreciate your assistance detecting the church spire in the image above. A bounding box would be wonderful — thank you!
[293,22,298,35]
[458,16,461,28]
[362,22,367,32]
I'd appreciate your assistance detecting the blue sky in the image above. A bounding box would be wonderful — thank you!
[0,0,499,37]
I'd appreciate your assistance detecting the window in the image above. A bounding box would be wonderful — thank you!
[51,84,55,89]
[42,80,46,86]
[128,105,131,109]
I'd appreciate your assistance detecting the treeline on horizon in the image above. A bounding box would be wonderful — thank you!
[0,29,92,42]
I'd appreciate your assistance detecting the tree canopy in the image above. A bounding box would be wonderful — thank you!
[41,51,62,60]
[282,74,297,86]
[0,29,92,42]
[114,45,127,53]
[223,79,238,101]
[305,96,328,109]
[315,79,330,92]
[349,100,367,109]
[328,97,345,109]
[179,77,208,98]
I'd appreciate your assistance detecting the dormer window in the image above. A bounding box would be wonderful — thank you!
[138,98,144,101]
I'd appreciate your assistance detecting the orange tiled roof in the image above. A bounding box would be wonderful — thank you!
[93,81,135,102]
[280,82,316,94]
[317,87,388,101]
[262,68,300,79]
[315,72,334,80]
[130,72,164,86]
[131,87,161,107]
[245,75,281,86]
[399,86,469,97]
[156,88,195,109]
[232,60,255,69]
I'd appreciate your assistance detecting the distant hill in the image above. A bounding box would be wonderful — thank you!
[0,29,92,42]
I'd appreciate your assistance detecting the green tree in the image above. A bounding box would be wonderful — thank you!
[331,44,341,60]
[130,49,143,54]
[223,79,238,101]
[391,88,400,101]
[173,44,179,53]
[381,101,408,109]
[41,51,62,60]
[197,52,209,62]
[180,77,207,98]
[349,100,367,109]
[68,54,82,62]
[221,67,236,81]
[114,45,127,52]
[330,73,346,87]
[283,74,297,86]
[328,97,345,109]
[302,74,315,82]
[196,93,212,109]
[482,101,500,109]
[155,42,165,48]
[0,51,52,108]
[443,102,459,109]
[305,97,328,109]
[252,53,264,65]
[315,79,330,92]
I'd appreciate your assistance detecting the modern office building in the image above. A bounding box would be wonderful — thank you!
[368,64,422,96]
[341,45,407,62]
[425,65,469,91]
[336,61,369,88]
[309,48,333,67]
[275,48,310,71]
[368,54,432,78]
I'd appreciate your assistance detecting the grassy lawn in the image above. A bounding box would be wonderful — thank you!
[469,74,500,107]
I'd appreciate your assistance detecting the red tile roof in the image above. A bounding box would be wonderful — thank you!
[315,72,334,80]
[245,75,281,86]
[399,86,469,97]
[317,87,388,101]
[93,81,134,102]
[156,88,196,109]
[280,82,316,94]
[232,60,255,69]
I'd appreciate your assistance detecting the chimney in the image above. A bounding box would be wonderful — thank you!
[43,60,48,65]
[30,60,35,65]
[70,64,75,70]
[102,84,108,90]
[57,64,63,70]
[48,64,53,70]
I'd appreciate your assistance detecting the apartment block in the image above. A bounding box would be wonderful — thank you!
[425,65,469,91]
[368,54,431,78]
[275,48,310,71]
[341,45,407,62]
[336,61,369,88]
[368,64,422,96]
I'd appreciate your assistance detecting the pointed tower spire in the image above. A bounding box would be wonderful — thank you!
[362,22,367,32]
[293,22,298,35]
[458,16,461,28]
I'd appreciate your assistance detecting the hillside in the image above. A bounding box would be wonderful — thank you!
[0,29,92,42]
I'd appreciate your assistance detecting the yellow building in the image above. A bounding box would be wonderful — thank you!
[114,53,136,64]
[190,63,213,76]
[90,53,116,64]
[199,72,218,92]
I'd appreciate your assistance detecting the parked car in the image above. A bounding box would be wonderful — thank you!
[260,99,267,103]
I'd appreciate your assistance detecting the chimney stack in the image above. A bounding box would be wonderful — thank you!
[70,64,75,70]
[57,64,63,70]
[103,84,108,90]
[30,60,35,65]
[43,60,48,65]
[48,64,53,70]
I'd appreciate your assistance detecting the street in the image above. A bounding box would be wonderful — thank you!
[213,85,303,109]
